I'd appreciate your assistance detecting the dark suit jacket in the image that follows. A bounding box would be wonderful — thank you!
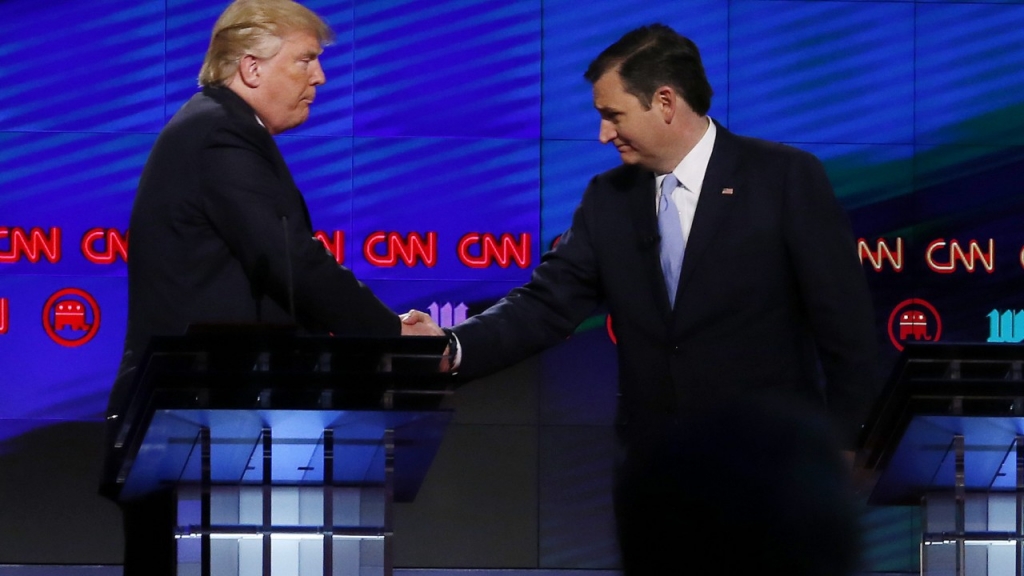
[453,121,879,447]
[105,86,399,435]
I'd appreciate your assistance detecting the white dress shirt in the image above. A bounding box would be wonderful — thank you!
[655,117,717,247]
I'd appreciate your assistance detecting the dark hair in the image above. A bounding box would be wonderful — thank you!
[584,24,713,116]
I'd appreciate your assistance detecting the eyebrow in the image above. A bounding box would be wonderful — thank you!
[302,50,322,59]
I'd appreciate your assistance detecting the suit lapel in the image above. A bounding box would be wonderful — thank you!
[676,122,740,299]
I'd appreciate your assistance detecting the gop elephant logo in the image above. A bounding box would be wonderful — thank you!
[888,298,942,352]
[42,288,101,347]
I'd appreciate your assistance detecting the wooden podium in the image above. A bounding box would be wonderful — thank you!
[104,329,453,576]
[859,342,1024,576]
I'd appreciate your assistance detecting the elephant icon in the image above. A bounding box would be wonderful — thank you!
[54,300,90,331]
[898,311,931,341]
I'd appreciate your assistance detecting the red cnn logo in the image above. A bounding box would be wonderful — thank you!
[363,231,437,267]
[0,226,61,263]
[926,239,994,273]
[81,228,129,264]
[0,297,8,335]
[457,233,531,269]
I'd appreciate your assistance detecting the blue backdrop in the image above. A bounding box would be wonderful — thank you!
[3,0,1024,570]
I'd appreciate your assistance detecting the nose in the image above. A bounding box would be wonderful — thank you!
[598,119,616,144]
[310,59,326,86]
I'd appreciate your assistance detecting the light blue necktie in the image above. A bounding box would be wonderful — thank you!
[658,174,684,307]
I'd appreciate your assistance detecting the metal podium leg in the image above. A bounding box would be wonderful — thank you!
[201,426,211,576]
[954,434,966,576]
[1017,435,1024,576]
[262,427,272,576]
[324,428,334,576]
[384,428,395,576]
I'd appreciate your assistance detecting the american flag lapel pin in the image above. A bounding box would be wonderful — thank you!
[721,187,734,195]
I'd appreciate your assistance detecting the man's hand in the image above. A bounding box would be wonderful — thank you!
[400,310,455,372]
[400,309,444,336]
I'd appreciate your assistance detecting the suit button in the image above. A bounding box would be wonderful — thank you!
[672,345,681,354]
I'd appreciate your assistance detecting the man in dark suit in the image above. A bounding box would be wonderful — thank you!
[103,1,440,573]
[444,24,879,451]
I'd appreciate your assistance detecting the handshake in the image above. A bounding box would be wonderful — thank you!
[398,309,444,337]
[399,309,456,372]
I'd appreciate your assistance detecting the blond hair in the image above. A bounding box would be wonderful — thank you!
[198,0,334,87]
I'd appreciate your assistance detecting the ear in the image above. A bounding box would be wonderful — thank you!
[653,86,676,123]
[238,54,261,88]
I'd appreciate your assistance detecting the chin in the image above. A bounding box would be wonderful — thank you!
[280,117,308,134]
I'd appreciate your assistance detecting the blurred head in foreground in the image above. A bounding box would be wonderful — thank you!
[615,394,862,576]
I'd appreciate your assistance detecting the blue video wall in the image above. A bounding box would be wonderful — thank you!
[3,0,1024,570]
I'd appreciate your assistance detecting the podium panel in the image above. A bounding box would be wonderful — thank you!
[105,332,453,576]
[859,343,1024,576]
[121,409,449,501]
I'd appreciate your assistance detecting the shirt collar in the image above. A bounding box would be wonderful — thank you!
[659,117,716,194]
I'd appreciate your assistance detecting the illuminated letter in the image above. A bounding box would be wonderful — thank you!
[314,230,345,264]
[81,228,107,263]
[108,229,129,262]
[858,237,903,272]
[925,239,954,273]
[363,232,394,266]
[458,233,487,268]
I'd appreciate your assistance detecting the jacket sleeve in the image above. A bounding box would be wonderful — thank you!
[198,124,400,337]
[453,180,605,380]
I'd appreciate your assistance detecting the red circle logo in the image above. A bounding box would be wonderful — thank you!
[887,298,941,352]
[42,288,101,347]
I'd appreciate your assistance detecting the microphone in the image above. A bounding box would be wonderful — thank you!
[281,216,296,320]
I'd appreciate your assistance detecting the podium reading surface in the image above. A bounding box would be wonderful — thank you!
[106,331,453,576]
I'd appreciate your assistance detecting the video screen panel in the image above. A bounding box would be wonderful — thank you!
[3,0,1024,571]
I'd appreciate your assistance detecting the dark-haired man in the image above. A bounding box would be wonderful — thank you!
[439,23,879,453]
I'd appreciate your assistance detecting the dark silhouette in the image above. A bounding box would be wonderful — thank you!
[615,395,862,576]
